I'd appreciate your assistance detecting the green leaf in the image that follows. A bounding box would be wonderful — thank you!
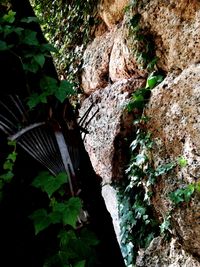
[184,184,195,202]
[40,75,58,94]
[3,160,13,171]
[55,80,75,103]
[23,61,40,73]
[3,10,16,23]
[155,162,176,177]
[79,228,99,246]
[34,54,45,68]
[41,43,58,53]
[27,93,41,109]
[58,229,76,248]
[160,216,171,234]
[0,171,14,182]
[53,197,81,228]
[177,156,187,168]
[32,171,68,198]
[29,209,51,234]
[146,76,157,89]
[7,151,17,162]
[74,260,86,267]
[21,17,39,23]
[0,40,11,51]
[21,29,39,46]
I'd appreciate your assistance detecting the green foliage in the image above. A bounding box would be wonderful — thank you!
[177,156,188,168]
[0,140,17,200]
[169,184,196,205]
[126,72,163,112]
[0,7,98,266]
[30,0,98,84]
[159,214,171,234]
[32,171,68,198]
[0,8,75,108]
[30,171,99,266]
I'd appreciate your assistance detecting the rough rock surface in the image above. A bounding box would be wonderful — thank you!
[145,64,200,257]
[79,77,145,183]
[136,237,200,267]
[139,0,200,72]
[81,30,114,94]
[81,25,145,94]
[80,0,200,265]
[109,25,146,83]
[98,0,129,28]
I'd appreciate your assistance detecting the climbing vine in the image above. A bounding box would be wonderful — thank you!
[30,0,98,86]
[0,5,99,267]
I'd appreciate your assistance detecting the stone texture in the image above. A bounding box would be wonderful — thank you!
[139,0,200,72]
[79,77,145,184]
[145,64,200,257]
[98,0,129,28]
[109,24,146,83]
[81,30,114,94]
[81,24,145,94]
[101,184,121,244]
[136,237,200,267]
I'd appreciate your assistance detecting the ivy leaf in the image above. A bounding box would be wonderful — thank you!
[23,60,40,73]
[7,151,17,162]
[34,54,45,68]
[41,43,58,53]
[169,189,185,204]
[155,162,176,177]
[29,209,51,235]
[0,40,12,51]
[21,17,39,23]
[0,171,14,182]
[27,93,41,109]
[79,228,99,246]
[32,171,68,198]
[53,197,81,228]
[184,184,195,202]
[3,160,13,171]
[58,229,76,247]
[55,80,75,103]
[3,10,16,23]
[21,29,39,46]
[74,260,86,267]
[177,156,187,168]
[40,75,58,94]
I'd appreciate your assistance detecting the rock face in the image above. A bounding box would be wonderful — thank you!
[79,0,200,265]
[139,0,200,72]
[136,237,200,267]
[79,77,145,183]
[145,64,200,257]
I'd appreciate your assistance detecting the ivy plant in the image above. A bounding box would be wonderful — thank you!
[30,171,99,267]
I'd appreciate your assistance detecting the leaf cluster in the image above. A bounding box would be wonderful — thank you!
[0,8,75,109]
[30,171,99,267]
[30,0,98,84]
[0,140,17,201]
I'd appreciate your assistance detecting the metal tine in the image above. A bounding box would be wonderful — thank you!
[9,95,29,122]
[0,99,21,125]
[0,124,12,135]
[29,128,64,174]
[25,130,60,174]
[30,129,63,173]
[20,133,61,175]
[38,127,65,172]
[18,139,58,176]
[0,120,14,135]
[78,101,94,127]
[0,114,18,132]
